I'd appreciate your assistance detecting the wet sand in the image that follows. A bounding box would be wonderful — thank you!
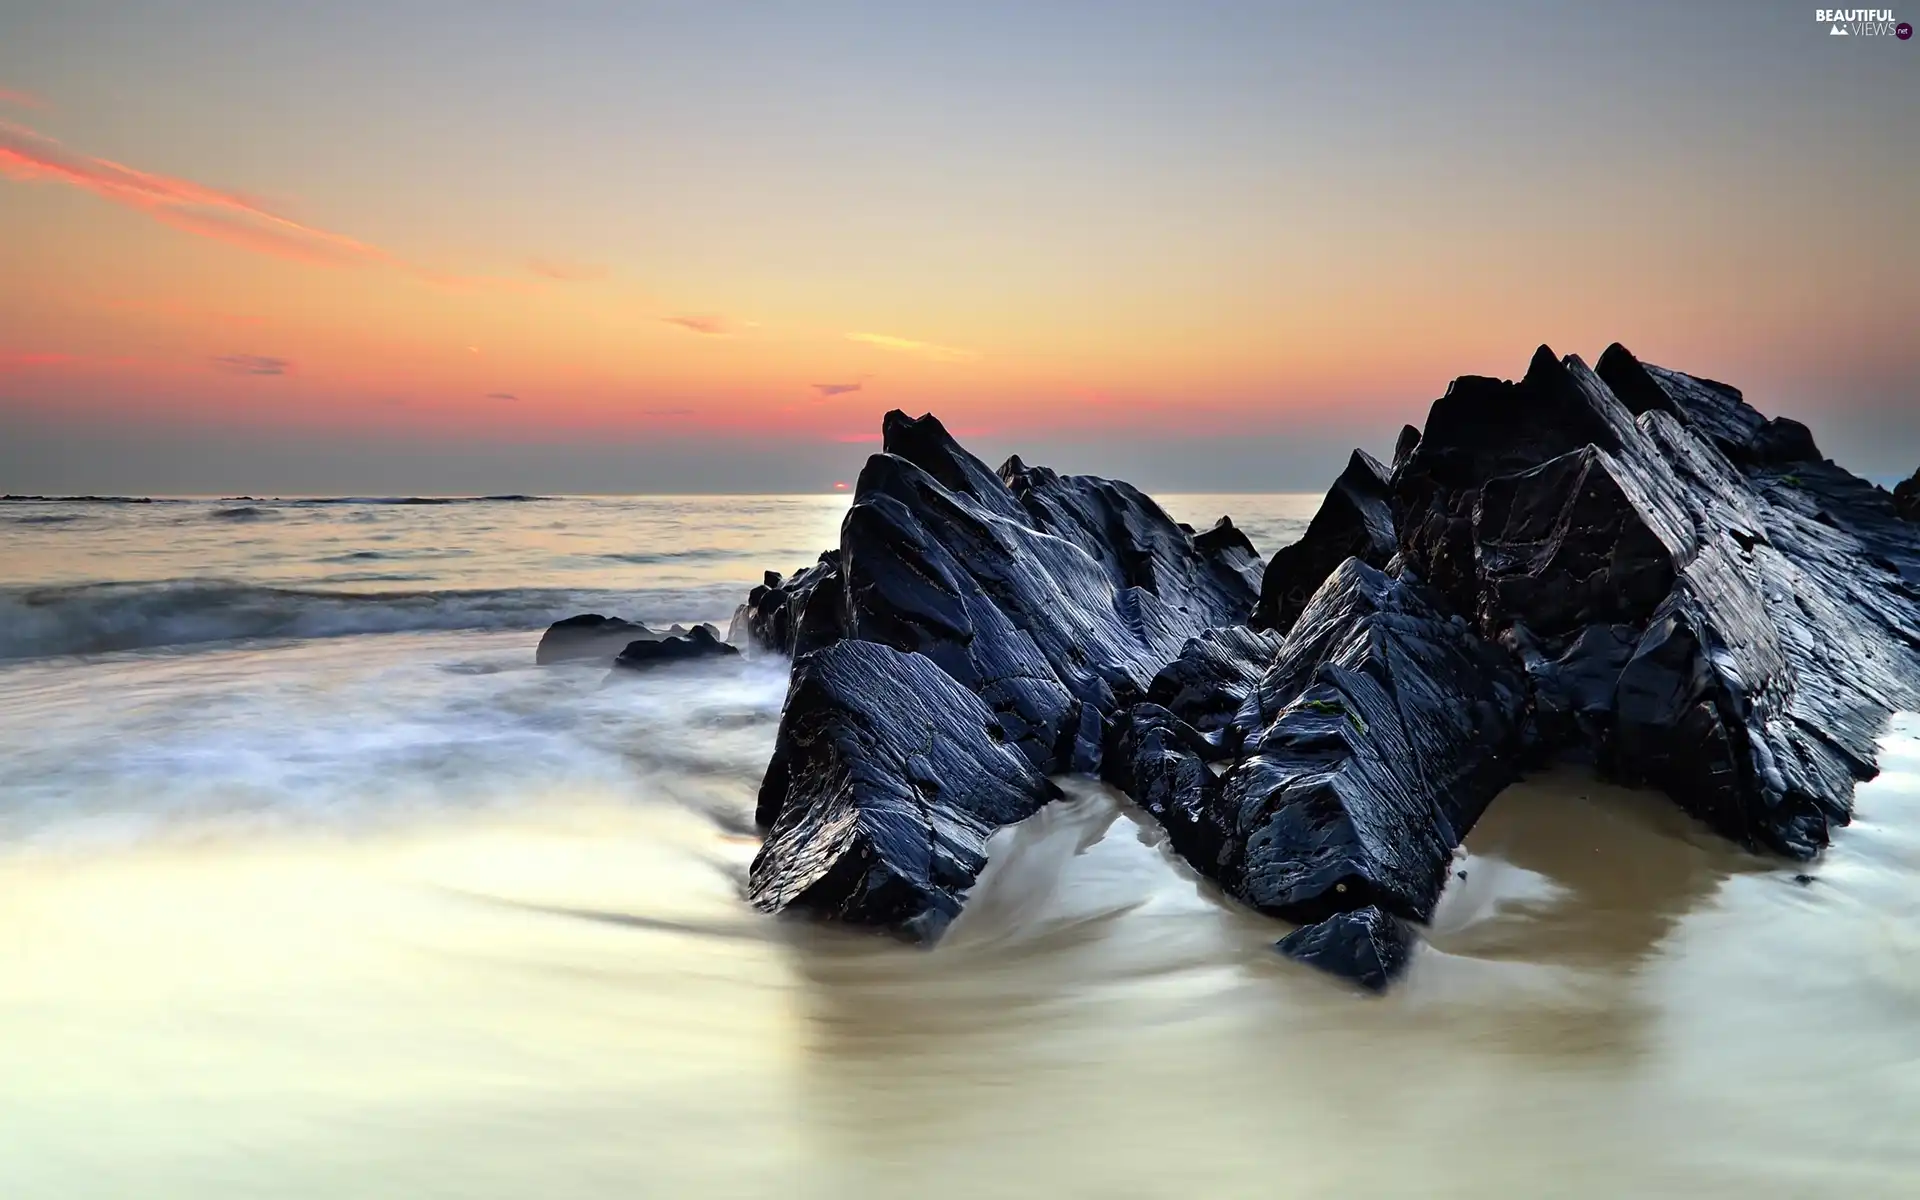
[4,719,1918,1198]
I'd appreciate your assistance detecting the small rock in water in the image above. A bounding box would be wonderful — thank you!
[536,614,654,665]
[607,623,738,673]
[1275,905,1414,993]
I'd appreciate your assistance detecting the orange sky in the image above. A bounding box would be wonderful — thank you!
[2,3,1915,491]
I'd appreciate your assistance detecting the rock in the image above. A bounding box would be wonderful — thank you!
[1895,468,1920,523]
[535,614,655,665]
[749,640,1060,942]
[1251,449,1396,635]
[1144,624,1282,747]
[1113,560,1527,926]
[1275,905,1414,993]
[745,410,1259,936]
[730,556,845,657]
[739,345,1920,991]
[607,623,739,673]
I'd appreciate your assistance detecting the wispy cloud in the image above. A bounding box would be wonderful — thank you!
[0,121,402,271]
[845,331,980,363]
[0,350,74,368]
[484,391,518,401]
[810,381,865,398]
[0,120,547,289]
[662,314,731,336]
[213,354,290,376]
[0,87,46,110]
[528,259,607,282]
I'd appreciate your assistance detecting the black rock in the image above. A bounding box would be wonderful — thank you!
[1144,625,1283,745]
[1895,468,1920,523]
[1114,559,1527,926]
[607,623,739,672]
[730,556,845,657]
[745,410,1259,936]
[737,344,1920,993]
[749,640,1061,942]
[536,614,654,665]
[1275,905,1414,993]
[1250,449,1396,635]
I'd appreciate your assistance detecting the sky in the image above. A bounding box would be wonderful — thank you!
[1,0,1915,494]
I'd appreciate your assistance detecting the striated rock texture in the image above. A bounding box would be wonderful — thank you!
[1249,449,1396,635]
[1107,559,1527,929]
[745,411,1261,935]
[751,640,1058,942]
[742,345,1920,992]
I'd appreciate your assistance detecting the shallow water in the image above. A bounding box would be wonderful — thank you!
[2,494,1917,1197]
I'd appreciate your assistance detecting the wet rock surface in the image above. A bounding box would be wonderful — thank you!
[540,614,734,667]
[749,640,1059,942]
[742,410,1259,932]
[1274,905,1414,994]
[1249,449,1396,635]
[740,346,1920,991]
[607,623,737,672]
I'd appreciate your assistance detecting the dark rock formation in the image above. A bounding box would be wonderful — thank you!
[607,623,738,673]
[1143,624,1282,747]
[1388,343,1920,858]
[1249,449,1396,635]
[746,410,1261,933]
[730,558,844,657]
[1109,560,1526,932]
[741,344,1920,992]
[750,640,1060,942]
[536,614,654,665]
[1275,905,1413,994]
[1895,468,1920,523]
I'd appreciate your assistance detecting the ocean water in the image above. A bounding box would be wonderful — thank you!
[2,492,1918,1198]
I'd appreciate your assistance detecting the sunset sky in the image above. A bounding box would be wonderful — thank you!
[2,1,1915,494]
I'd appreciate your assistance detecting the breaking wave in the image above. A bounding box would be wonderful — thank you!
[0,579,745,660]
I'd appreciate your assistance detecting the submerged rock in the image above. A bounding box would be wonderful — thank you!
[536,614,654,665]
[607,623,738,672]
[1275,905,1414,994]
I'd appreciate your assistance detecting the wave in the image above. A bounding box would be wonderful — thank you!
[3,494,548,506]
[1,494,167,504]
[278,495,551,506]
[0,579,745,661]
[211,505,276,521]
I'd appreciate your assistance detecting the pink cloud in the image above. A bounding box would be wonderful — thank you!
[662,314,731,335]
[528,259,608,281]
[0,120,537,290]
[0,350,75,368]
[0,87,46,110]
[0,121,403,271]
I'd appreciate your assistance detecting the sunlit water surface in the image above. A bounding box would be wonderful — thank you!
[2,494,1917,1197]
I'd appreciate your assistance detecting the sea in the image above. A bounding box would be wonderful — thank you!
[1,492,1917,1198]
